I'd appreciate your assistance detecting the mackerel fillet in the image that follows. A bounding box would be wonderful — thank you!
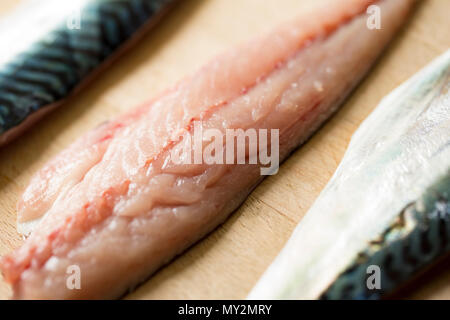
[0,0,176,146]
[249,50,450,300]
[0,0,413,299]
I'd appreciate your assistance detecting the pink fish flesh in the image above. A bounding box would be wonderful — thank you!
[1,0,413,299]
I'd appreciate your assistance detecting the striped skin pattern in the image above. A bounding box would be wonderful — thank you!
[0,0,173,138]
[321,173,450,300]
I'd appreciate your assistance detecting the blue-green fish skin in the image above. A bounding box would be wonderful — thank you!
[321,51,450,300]
[0,0,175,146]
[321,173,450,300]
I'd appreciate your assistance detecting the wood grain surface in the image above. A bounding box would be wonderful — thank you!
[0,0,449,300]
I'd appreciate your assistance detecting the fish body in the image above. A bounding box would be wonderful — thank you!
[249,50,450,300]
[0,0,413,299]
[0,0,176,146]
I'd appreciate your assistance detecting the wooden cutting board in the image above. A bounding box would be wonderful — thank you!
[0,0,449,300]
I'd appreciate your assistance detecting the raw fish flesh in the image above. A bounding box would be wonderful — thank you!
[0,0,413,299]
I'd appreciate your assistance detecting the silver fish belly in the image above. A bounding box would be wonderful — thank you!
[248,49,450,300]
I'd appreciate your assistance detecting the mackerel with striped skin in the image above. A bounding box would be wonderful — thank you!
[249,50,450,300]
[0,0,175,146]
[0,0,412,299]
[322,173,450,300]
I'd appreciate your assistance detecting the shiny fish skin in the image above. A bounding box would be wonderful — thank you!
[321,173,450,300]
[0,0,412,299]
[0,0,176,146]
[249,50,450,300]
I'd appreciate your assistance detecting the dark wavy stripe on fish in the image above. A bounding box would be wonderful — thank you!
[320,173,450,300]
[0,0,174,138]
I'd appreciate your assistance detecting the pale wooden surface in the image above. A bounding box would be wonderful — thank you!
[0,0,449,300]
